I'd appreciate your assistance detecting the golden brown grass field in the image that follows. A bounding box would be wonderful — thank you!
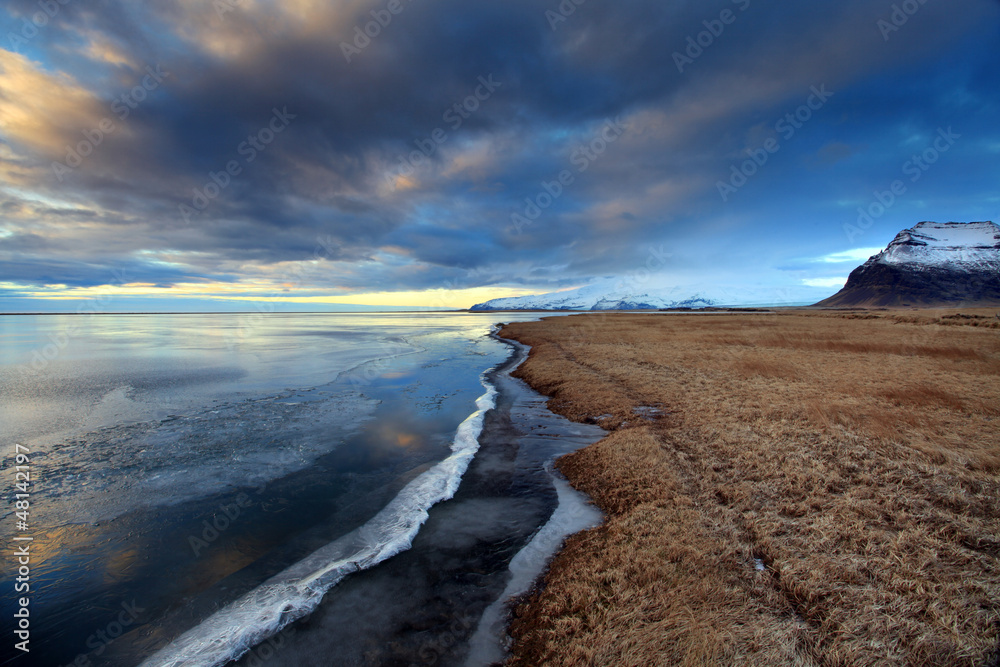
[498,309,1000,667]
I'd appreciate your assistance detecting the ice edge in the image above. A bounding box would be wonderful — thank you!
[140,370,500,667]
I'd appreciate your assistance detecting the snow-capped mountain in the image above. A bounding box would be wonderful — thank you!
[816,221,1000,307]
[470,279,820,311]
[875,221,1000,270]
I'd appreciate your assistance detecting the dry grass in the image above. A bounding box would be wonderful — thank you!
[500,310,1000,667]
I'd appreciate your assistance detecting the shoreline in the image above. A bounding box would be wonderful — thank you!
[141,357,501,667]
[498,310,1000,666]
[464,333,604,666]
[205,325,606,667]
[16,314,550,667]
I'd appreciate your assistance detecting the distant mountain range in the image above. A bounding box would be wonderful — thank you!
[469,280,816,311]
[816,221,1000,307]
[470,221,1000,311]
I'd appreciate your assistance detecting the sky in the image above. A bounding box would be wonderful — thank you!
[1,0,998,312]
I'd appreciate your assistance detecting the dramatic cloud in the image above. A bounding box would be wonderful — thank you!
[1,0,998,310]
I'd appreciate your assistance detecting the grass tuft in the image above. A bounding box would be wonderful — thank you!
[501,310,1000,667]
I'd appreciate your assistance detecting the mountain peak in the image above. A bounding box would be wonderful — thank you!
[817,221,1000,308]
[872,221,1000,270]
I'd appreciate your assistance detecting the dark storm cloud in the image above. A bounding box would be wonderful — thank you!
[1,0,998,302]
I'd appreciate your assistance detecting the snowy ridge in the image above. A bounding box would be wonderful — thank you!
[471,279,815,311]
[873,221,1000,270]
[815,221,1000,308]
